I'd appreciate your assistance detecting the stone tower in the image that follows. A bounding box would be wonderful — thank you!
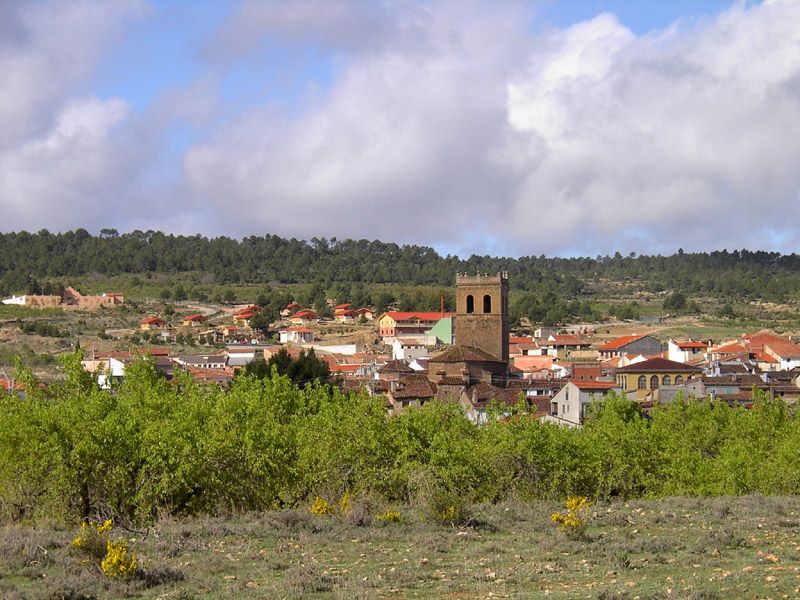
[455,272,509,363]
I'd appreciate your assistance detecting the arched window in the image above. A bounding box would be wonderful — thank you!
[662,375,671,386]
[483,294,492,313]
[637,375,647,390]
[466,295,474,314]
[674,375,684,385]
[650,375,659,389]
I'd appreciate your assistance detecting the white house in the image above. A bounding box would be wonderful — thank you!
[667,339,708,363]
[279,327,315,344]
[542,380,621,428]
[392,338,429,361]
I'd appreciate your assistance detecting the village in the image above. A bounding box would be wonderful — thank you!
[3,272,800,428]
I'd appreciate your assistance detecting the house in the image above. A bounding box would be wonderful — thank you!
[392,338,428,361]
[279,327,315,344]
[743,331,800,371]
[290,309,318,326]
[459,383,522,424]
[542,380,621,427]
[182,314,208,327]
[233,311,258,327]
[377,311,455,342]
[334,308,355,322]
[281,302,302,317]
[140,317,168,331]
[354,307,375,320]
[174,354,227,370]
[614,357,703,401]
[667,340,708,363]
[386,375,437,413]
[542,334,593,359]
[224,346,259,368]
[598,334,662,360]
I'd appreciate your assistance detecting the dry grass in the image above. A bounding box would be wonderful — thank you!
[2,496,800,598]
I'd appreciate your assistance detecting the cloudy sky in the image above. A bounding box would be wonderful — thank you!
[1,0,798,257]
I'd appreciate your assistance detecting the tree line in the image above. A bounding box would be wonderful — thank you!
[2,230,800,302]
[0,353,797,526]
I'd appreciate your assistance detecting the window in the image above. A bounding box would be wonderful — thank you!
[466,294,474,314]
[662,375,671,386]
[550,402,558,416]
[637,375,646,390]
[674,375,684,385]
[483,294,492,313]
[650,375,659,389]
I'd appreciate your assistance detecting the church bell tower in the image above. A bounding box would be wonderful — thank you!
[455,272,509,363]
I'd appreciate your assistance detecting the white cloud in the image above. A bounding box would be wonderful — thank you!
[504,0,800,254]
[183,0,800,255]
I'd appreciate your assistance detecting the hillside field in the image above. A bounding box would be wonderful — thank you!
[3,495,800,599]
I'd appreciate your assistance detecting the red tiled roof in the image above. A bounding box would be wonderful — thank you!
[285,327,313,333]
[673,340,707,349]
[292,309,317,318]
[235,311,257,320]
[549,334,583,345]
[598,334,647,350]
[573,381,618,390]
[711,342,748,354]
[183,314,207,322]
[382,311,455,322]
[140,316,166,325]
[615,357,703,373]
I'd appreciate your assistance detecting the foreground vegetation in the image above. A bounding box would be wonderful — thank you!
[3,495,800,598]
[1,353,799,528]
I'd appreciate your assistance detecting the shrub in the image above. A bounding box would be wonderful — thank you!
[310,497,332,516]
[72,519,113,560]
[376,510,401,524]
[101,539,138,578]
[551,496,591,538]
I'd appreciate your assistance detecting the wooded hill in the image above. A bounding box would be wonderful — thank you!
[2,229,799,302]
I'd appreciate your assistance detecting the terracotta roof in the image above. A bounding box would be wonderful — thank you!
[548,334,585,346]
[382,311,455,322]
[673,340,707,349]
[598,334,649,351]
[292,309,317,318]
[572,380,618,390]
[183,314,207,321]
[509,336,535,344]
[429,345,505,364]
[711,342,748,354]
[378,360,414,373]
[140,316,166,325]
[465,383,522,408]
[615,357,703,374]
[234,305,261,316]
[284,327,313,333]
[389,376,437,400]
[762,338,800,359]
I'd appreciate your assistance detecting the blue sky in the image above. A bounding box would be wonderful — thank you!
[4,0,800,258]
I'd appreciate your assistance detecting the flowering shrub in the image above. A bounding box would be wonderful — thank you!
[339,491,351,514]
[101,540,138,578]
[376,510,401,523]
[72,519,113,559]
[309,496,332,516]
[551,496,591,538]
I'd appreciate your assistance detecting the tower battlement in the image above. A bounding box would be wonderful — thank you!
[455,272,509,286]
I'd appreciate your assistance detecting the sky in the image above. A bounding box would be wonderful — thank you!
[2,0,799,258]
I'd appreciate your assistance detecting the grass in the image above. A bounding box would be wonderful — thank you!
[2,496,800,598]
